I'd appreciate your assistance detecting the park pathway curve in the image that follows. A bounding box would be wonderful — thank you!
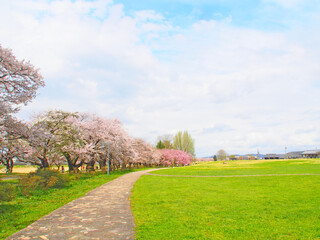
[7,169,156,240]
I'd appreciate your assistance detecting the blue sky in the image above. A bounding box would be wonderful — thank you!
[1,0,319,156]
[115,0,318,29]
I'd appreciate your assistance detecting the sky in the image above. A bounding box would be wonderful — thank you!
[0,0,319,157]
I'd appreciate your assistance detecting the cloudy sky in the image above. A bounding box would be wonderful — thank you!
[1,0,319,156]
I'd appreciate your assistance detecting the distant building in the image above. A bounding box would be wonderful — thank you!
[302,150,320,159]
[264,154,285,159]
[196,157,214,162]
[264,154,277,159]
[231,154,259,160]
[286,151,303,159]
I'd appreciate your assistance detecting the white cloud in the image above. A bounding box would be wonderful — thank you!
[1,0,319,156]
[135,10,164,21]
[263,0,305,8]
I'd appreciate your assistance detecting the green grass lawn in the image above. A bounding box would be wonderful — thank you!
[131,159,320,239]
[0,169,140,239]
[153,159,320,176]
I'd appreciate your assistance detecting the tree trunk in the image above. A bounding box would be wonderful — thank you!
[87,160,95,171]
[98,159,106,169]
[121,163,127,170]
[99,156,107,167]
[110,163,115,171]
[63,153,76,173]
[37,157,49,169]
[42,159,49,168]
[5,159,14,174]
[65,153,75,172]
[62,152,84,173]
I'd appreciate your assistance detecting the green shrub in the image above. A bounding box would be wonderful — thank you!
[32,168,70,189]
[18,169,70,197]
[0,182,16,201]
[18,175,43,197]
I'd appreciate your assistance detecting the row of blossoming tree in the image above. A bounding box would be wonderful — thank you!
[0,44,192,173]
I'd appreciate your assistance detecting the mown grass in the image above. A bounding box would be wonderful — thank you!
[0,169,141,239]
[131,159,320,239]
[154,159,320,176]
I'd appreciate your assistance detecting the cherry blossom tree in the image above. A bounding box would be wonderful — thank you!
[133,138,161,167]
[0,112,29,172]
[0,44,44,124]
[160,149,192,167]
[24,111,157,172]
[0,138,27,173]
[0,44,44,172]
[72,114,137,171]
[25,110,87,170]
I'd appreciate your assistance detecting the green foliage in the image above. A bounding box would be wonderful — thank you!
[131,159,320,239]
[18,169,70,197]
[18,175,43,197]
[33,169,70,189]
[173,131,195,156]
[0,182,15,202]
[156,140,165,149]
[156,135,173,149]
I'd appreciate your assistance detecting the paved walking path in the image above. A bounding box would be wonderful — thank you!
[7,169,155,240]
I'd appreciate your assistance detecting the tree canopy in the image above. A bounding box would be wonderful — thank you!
[216,149,228,160]
[0,44,44,119]
[156,134,173,149]
[156,140,165,149]
[173,131,195,156]
[0,44,45,172]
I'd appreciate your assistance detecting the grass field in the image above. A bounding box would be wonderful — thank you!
[0,169,139,239]
[153,159,320,176]
[131,159,320,239]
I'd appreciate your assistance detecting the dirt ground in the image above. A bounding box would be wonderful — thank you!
[12,166,37,173]
[0,166,69,174]
[0,166,37,174]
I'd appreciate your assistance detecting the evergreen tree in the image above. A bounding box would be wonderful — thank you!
[156,140,165,149]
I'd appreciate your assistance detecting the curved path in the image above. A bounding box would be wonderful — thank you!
[7,169,156,240]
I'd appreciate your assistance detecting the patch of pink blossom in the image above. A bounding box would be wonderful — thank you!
[160,149,192,167]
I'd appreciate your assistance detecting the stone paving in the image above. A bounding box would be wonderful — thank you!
[7,169,155,240]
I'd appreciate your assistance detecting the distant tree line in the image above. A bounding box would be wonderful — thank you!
[156,131,195,157]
